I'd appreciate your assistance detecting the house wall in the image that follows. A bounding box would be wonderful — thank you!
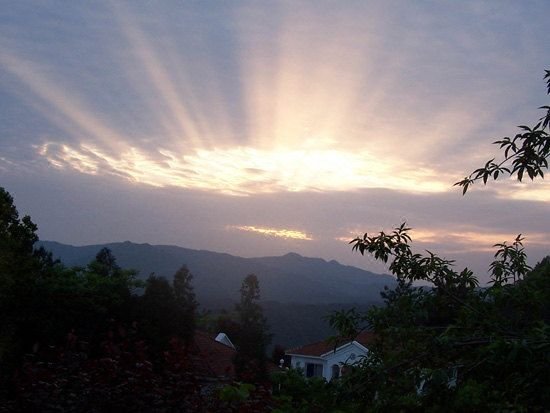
[290,355,325,378]
[288,342,368,382]
[323,342,368,381]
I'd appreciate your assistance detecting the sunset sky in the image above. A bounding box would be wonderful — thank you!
[1,1,549,282]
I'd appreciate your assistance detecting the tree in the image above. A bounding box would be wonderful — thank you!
[325,69,550,411]
[0,188,42,395]
[0,188,41,309]
[455,69,550,193]
[0,188,209,408]
[139,274,178,353]
[329,226,549,411]
[0,189,75,394]
[0,188,38,257]
[138,268,198,353]
[89,247,120,277]
[64,249,141,344]
[172,265,198,343]
[234,274,271,381]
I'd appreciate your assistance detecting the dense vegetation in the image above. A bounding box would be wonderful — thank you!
[0,187,274,411]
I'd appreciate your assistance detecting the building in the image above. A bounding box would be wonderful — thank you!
[190,331,237,382]
[190,331,280,383]
[285,331,375,382]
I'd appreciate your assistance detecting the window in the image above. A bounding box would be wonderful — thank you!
[306,363,323,378]
[331,364,340,380]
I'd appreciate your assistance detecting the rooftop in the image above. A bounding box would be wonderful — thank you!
[286,331,376,357]
[191,331,236,379]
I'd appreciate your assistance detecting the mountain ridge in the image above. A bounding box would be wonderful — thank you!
[39,240,394,348]
[39,240,395,308]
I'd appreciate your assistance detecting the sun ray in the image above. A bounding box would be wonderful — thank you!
[110,3,207,151]
[0,50,129,154]
[4,2,540,201]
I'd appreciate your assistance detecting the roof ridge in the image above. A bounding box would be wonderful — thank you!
[286,331,376,357]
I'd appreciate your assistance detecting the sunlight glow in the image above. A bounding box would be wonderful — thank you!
[230,225,312,241]
[38,142,448,195]
[0,3,507,197]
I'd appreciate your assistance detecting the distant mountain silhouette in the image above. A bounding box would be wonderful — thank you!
[39,240,394,308]
[38,240,394,349]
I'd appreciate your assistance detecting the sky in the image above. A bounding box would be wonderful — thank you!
[1,0,549,283]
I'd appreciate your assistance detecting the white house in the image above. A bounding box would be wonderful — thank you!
[285,331,375,382]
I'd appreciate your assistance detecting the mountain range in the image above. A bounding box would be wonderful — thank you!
[39,240,395,348]
[39,240,395,307]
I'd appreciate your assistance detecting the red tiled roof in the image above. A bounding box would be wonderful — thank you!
[286,331,376,357]
[190,331,282,379]
[191,331,236,379]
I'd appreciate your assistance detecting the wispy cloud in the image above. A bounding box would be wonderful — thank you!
[229,225,312,241]
[37,142,450,195]
[415,229,550,253]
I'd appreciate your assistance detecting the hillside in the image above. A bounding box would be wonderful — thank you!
[39,240,394,308]
[39,241,394,348]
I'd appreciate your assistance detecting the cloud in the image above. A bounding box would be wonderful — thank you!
[335,225,550,256]
[497,180,550,203]
[37,141,451,195]
[229,225,312,241]
[2,1,548,199]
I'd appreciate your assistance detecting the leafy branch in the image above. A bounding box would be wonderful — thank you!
[350,223,478,291]
[489,234,531,285]
[455,70,550,194]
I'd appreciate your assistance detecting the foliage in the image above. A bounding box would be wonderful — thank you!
[216,381,276,412]
[0,187,205,409]
[202,310,243,344]
[341,69,550,405]
[233,274,272,381]
[489,234,531,285]
[173,265,198,342]
[271,369,356,413]
[455,69,550,193]
[0,188,38,256]
[10,321,208,412]
[0,188,89,395]
[333,225,550,411]
[138,269,198,355]
[352,223,479,293]
[89,247,121,277]
[219,382,256,404]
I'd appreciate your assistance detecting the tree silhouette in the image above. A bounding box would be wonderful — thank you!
[91,247,120,277]
[172,265,198,344]
[234,274,271,381]
[455,69,550,193]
